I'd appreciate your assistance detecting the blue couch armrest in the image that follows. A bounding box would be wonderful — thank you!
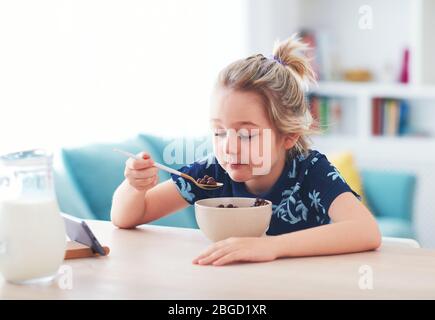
[361,169,416,220]
[53,150,95,220]
[361,169,416,238]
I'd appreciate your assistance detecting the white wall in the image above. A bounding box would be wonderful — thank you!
[0,0,249,153]
[246,0,300,55]
[422,0,435,83]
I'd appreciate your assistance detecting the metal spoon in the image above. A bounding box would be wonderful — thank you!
[113,148,223,190]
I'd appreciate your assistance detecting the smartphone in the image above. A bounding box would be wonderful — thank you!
[62,213,106,256]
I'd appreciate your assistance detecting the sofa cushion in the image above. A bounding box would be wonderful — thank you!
[61,136,157,220]
[53,150,95,220]
[361,169,416,221]
[377,217,415,238]
[327,151,365,203]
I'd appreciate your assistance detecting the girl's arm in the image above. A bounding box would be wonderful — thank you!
[194,192,382,266]
[111,151,190,229]
[111,179,189,229]
[273,192,382,257]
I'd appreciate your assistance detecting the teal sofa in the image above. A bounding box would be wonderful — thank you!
[53,134,417,238]
[361,169,416,238]
[53,134,213,229]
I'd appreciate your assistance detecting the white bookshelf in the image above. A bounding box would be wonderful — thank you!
[249,0,435,84]
[311,82,435,99]
[296,0,435,85]
[309,81,435,149]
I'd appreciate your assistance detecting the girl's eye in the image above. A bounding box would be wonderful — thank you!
[214,131,226,138]
[213,130,259,140]
[238,133,258,140]
[239,134,252,140]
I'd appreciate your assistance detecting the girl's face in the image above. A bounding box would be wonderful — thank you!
[210,88,292,182]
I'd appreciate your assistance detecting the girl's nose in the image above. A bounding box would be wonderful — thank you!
[224,129,239,155]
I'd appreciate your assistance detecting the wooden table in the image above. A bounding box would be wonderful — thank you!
[1,220,435,299]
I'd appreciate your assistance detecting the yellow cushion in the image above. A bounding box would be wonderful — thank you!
[327,151,365,203]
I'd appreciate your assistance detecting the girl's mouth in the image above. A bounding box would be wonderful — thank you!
[229,163,247,169]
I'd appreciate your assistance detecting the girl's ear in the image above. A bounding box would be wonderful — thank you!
[283,134,299,150]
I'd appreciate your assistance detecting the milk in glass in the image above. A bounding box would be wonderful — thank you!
[0,150,66,284]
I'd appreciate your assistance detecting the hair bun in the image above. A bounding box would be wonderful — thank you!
[272,34,316,85]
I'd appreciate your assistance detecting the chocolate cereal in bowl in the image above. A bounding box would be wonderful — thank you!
[194,197,272,242]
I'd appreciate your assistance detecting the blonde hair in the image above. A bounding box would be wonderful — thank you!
[216,34,318,159]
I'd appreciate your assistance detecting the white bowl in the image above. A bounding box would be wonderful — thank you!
[194,197,273,242]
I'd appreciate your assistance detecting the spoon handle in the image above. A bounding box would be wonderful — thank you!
[153,162,183,177]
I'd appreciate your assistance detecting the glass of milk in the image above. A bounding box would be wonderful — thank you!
[0,149,66,284]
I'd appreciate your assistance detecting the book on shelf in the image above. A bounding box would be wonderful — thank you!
[372,98,410,136]
[300,29,337,81]
[308,95,342,134]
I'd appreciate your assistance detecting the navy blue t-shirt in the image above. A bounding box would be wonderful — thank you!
[170,150,360,236]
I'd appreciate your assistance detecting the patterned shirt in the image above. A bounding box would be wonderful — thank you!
[171,149,360,235]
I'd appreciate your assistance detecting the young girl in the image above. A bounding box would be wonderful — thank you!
[111,36,381,266]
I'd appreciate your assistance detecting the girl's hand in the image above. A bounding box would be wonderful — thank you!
[192,237,279,266]
[124,152,159,192]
